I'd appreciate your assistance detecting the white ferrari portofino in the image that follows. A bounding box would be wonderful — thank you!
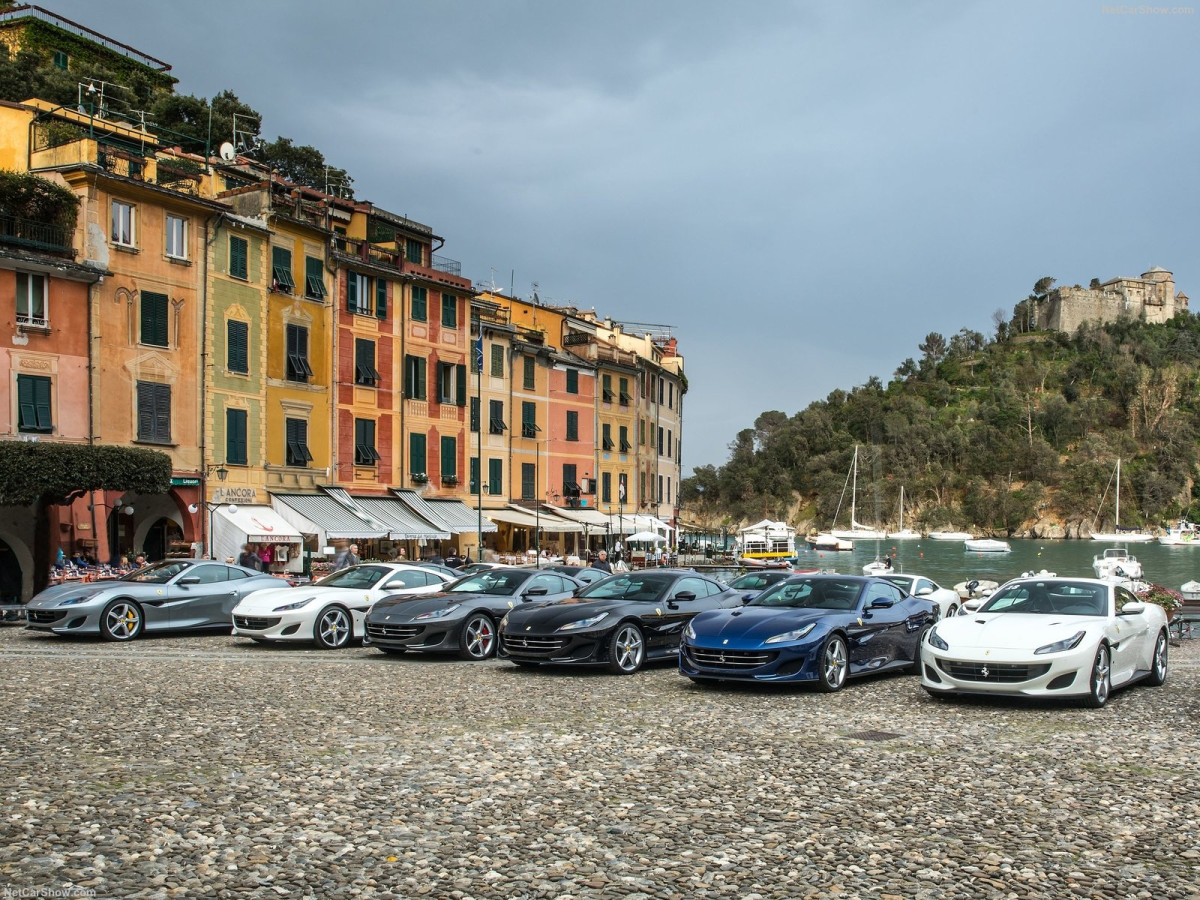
[921,575,1169,707]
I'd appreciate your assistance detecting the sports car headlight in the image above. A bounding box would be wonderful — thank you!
[1034,630,1086,655]
[683,620,696,641]
[272,597,315,612]
[58,596,93,606]
[927,627,949,651]
[764,623,816,644]
[557,612,608,632]
[415,603,462,620]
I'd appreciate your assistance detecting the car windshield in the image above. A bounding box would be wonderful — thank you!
[121,560,193,584]
[978,581,1107,616]
[446,571,528,595]
[729,572,786,590]
[576,573,673,602]
[881,575,915,592]
[750,578,865,610]
[315,566,390,589]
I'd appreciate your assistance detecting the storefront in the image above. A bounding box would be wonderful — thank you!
[212,505,304,576]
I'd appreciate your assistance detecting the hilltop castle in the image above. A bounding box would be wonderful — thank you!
[1035,267,1189,333]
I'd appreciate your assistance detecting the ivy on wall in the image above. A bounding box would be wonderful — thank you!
[0,168,79,231]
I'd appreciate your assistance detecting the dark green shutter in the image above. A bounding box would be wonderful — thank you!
[137,381,171,443]
[305,256,325,298]
[488,458,503,495]
[566,369,578,393]
[271,246,294,291]
[410,432,426,475]
[227,320,248,373]
[566,410,578,441]
[17,375,52,432]
[412,286,426,321]
[347,272,357,312]
[470,397,479,432]
[376,278,387,319]
[441,436,456,478]
[140,291,168,346]
[455,364,467,407]
[226,408,248,465]
[470,457,480,493]
[230,236,247,279]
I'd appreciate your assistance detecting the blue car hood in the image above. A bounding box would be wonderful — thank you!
[690,605,837,644]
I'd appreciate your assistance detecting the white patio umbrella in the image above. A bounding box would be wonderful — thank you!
[626,530,666,543]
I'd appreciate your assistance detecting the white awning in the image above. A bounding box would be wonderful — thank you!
[214,505,303,543]
[550,506,612,528]
[483,506,581,533]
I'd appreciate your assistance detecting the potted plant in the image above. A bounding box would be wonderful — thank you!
[411,472,428,484]
[1135,583,1183,619]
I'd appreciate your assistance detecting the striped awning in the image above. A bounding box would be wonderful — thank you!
[271,493,390,541]
[392,490,496,534]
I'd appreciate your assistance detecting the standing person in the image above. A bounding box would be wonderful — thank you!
[258,543,273,572]
[591,549,613,573]
[237,543,259,570]
[332,543,360,571]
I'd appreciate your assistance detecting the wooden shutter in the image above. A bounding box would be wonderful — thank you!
[227,320,248,373]
[409,432,426,475]
[226,408,248,464]
[140,291,168,346]
[455,364,467,407]
[376,277,387,319]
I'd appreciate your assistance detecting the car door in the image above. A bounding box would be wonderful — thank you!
[1109,584,1150,685]
[166,563,238,628]
[379,569,445,597]
[652,575,717,654]
[849,581,906,672]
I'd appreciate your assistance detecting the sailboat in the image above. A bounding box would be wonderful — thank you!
[1090,458,1154,543]
[830,446,886,541]
[888,486,921,540]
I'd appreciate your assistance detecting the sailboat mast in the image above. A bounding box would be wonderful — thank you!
[850,445,858,527]
[1115,458,1121,529]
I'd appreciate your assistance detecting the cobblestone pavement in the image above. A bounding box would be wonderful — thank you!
[1,624,1198,900]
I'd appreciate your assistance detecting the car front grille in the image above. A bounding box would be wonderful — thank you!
[27,609,65,625]
[502,633,567,652]
[234,615,281,631]
[938,660,1051,683]
[688,646,778,669]
[366,623,422,640]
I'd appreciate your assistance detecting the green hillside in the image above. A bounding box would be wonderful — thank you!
[681,312,1200,538]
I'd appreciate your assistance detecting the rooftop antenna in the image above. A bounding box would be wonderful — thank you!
[232,112,260,155]
[531,280,541,305]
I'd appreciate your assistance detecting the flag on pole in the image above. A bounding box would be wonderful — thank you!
[474,334,484,372]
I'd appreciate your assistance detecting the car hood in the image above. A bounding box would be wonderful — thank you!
[690,606,838,642]
[233,586,366,614]
[27,581,126,609]
[369,590,494,618]
[502,597,658,630]
[935,613,1107,650]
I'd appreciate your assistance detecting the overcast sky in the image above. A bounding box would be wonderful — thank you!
[48,0,1200,472]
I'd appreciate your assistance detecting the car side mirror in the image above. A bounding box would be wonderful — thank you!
[673,591,697,602]
[869,598,894,609]
[177,575,201,586]
[524,587,548,597]
[915,587,932,596]
[1118,601,1146,616]
[741,593,755,604]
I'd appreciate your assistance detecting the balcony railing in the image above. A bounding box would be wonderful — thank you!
[432,254,461,276]
[0,214,74,255]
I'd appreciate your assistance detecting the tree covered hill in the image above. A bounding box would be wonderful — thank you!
[680,313,1200,538]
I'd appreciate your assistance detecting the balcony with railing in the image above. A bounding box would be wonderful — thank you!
[0,213,74,256]
[333,237,472,289]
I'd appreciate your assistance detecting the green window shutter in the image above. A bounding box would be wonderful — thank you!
[521,401,538,437]
[566,410,578,441]
[523,356,534,390]
[521,463,535,500]
[488,458,503,495]
[226,408,248,465]
[137,381,171,443]
[601,472,611,503]
[410,432,427,475]
[376,277,387,319]
[285,418,313,466]
[489,400,506,434]
[17,375,53,433]
[412,286,427,321]
[347,271,357,313]
[566,369,578,394]
[441,436,456,478]
[140,291,168,347]
[406,239,422,264]
[470,457,480,493]
[563,464,577,497]
[304,256,326,298]
[227,320,249,373]
[286,325,313,381]
[470,397,479,432]
[230,236,248,279]
[490,344,504,377]
[455,364,467,407]
[271,246,294,291]
[442,292,456,327]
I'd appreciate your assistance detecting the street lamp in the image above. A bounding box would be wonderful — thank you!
[188,501,239,559]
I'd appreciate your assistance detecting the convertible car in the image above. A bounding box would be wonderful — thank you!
[25,559,281,641]
[363,567,582,660]
[680,574,937,690]
[499,569,742,674]
[921,575,1169,707]
[231,563,455,649]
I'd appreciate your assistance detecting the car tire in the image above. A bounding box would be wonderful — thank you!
[1146,630,1168,687]
[1083,643,1111,708]
[817,634,848,692]
[946,603,958,618]
[99,599,143,642]
[907,633,929,674]
[313,604,353,649]
[606,622,645,674]
[459,612,497,660]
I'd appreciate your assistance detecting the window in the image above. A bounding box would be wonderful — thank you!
[229,235,248,279]
[441,436,457,481]
[489,399,507,434]
[227,320,248,374]
[165,215,187,260]
[658,426,664,455]
[523,356,535,390]
[286,418,313,467]
[659,378,664,404]
[470,456,480,493]
[441,292,456,327]
[667,476,672,504]
[406,238,423,264]
[438,362,466,406]
[601,472,611,503]
[658,474,664,503]
[602,423,614,451]
[470,397,480,432]
[410,432,427,476]
[566,410,578,441]
[411,286,427,322]
[354,418,380,465]
[619,425,630,452]
[16,374,52,433]
[347,272,371,314]
[271,246,294,292]
[668,382,674,409]
[136,381,171,443]
[619,473,628,504]
[226,408,248,465]
[376,278,388,320]
[619,377,631,406]
[15,272,47,328]
[602,374,614,403]
[355,339,381,386]
[521,463,535,500]
[140,291,168,347]
[404,354,426,400]
[304,256,326,299]
[286,324,312,382]
[488,458,503,495]
[52,50,68,69]
[111,200,134,247]
[565,368,578,394]
[521,401,539,438]
[563,464,578,498]
[667,429,673,458]
[490,344,504,377]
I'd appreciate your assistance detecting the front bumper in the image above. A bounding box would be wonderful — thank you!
[920,643,1090,697]
[231,610,311,642]
[25,607,100,635]
[499,626,610,666]
[679,638,816,682]
[363,618,460,653]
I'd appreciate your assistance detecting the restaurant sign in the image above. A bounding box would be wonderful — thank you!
[211,487,260,505]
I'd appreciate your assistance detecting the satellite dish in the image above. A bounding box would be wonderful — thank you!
[219,142,236,161]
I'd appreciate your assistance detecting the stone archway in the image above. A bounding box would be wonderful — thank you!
[0,528,34,603]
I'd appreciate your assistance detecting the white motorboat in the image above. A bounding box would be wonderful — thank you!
[862,557,894,575]
[1092,546,1143,580]
[928,530,974,541]
[1091,459,1154,543]
[954,578,999,613]
[887,486,921,540]
[808,533,854,551]
[830,446,887,541]
[1181,580,1200,601]
[964,538,1011,553]
[1159,520,1200,546]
